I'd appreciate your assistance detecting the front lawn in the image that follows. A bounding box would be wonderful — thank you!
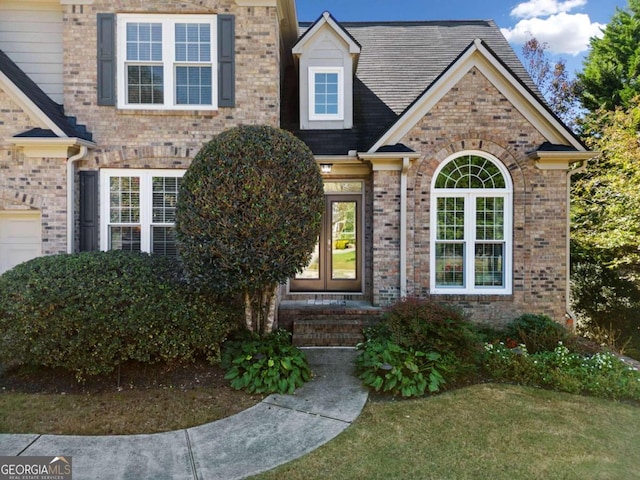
[253,383,640,480]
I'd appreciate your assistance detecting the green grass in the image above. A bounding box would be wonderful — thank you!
[0,386,261,435]
[253,383,640,480]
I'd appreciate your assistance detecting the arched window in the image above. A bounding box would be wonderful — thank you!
[430,152,512,294]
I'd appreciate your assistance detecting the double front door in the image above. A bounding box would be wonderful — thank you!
[290,187,362,293]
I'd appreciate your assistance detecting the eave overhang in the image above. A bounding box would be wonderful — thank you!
[9,137,96,159]
[358,150,421,171]
[527,149,600,170]
[315,154,370,175]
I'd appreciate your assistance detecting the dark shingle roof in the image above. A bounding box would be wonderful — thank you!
[0,49,92,141]
[284,20,541,155]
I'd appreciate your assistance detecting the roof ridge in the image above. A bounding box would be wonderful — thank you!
[299,19,495,27]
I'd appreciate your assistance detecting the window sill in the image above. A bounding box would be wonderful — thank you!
[115,108,221,117]
[429,292,513,301]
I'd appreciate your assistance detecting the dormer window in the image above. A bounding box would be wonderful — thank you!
[292,12,360,130]
[309,67,343,120]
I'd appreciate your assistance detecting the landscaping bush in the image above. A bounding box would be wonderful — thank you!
[0,251,240,380]
[384,297,480,360]
[505,314,569,354]
[484,342,640,401]
[221,329,311,394]
[176,125,324,335]
[355,335,445,398]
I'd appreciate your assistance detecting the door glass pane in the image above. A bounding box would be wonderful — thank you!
[296,238,320,279]
[323,182,362,193]
[331,201,356,280]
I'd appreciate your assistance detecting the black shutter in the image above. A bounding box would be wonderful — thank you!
[218,14,235,107]
[79,171,99,252]
[97,13,116,106]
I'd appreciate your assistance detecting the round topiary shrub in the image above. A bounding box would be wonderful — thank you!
[176,125,324,335]
[0,251,241,380]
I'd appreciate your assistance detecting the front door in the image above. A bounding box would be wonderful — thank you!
[290,188,362,293]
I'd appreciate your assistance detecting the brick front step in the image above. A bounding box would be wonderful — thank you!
[279,300,384,347]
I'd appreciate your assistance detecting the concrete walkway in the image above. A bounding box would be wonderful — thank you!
[0,348,368,480]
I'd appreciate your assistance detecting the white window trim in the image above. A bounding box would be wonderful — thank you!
[308,66,344,121]
[116,14,218,110]
[429,151,513,295]
[100,169,186,253]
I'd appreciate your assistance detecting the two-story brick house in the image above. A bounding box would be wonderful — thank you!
[0,1,595,337]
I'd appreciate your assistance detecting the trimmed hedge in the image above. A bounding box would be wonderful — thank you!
[0,251,241,380]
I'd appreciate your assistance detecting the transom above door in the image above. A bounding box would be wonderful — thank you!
[290,182,363,293]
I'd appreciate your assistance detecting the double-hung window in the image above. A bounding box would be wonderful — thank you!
[309,67,343,120]
[117,14,217,110]
[101,169,185,255]
[430,152,512,294]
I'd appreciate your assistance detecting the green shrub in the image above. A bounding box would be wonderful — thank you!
[0,251,240,380]
[505,314,568,354]
[384,297,479,359]
[221,329,311,394]
[176,125,324,334]
[483,342,640,401]
[355,339,445,398]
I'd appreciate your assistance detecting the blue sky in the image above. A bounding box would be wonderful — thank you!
[295,0,628,74]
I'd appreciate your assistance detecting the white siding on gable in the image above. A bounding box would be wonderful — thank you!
[298,26,355,130]
[0,1,63,104]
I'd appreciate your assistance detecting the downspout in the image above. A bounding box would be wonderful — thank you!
[400,157,410,298]
[67,145,88,254]
[565,160,588,328]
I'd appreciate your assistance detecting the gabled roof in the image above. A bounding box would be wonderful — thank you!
[293,11,361,55]
[0,49,93,142]
[371,38,587,152]
[283,19,583,155]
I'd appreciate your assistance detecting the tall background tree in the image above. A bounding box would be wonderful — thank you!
[521,37,580,128]
[569,0,640,355]
[578,0,640,112]
[176,125,324,335]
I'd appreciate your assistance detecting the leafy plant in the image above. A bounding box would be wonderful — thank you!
[0,251,239,380]
[505,314,568,354]
[384,297,480,361]
[221,329,311,394]
[483,342,640,401]
[356,338,445,398]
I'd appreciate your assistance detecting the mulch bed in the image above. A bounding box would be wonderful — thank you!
[0,358,233,395]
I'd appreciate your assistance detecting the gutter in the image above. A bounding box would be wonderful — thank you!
[565,160,588,329]
[400,157,410,298]
[67,145,88,254]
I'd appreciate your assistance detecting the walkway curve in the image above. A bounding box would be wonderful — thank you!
[0,347,368,480]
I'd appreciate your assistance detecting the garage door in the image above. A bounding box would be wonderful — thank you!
[0,211,42,275]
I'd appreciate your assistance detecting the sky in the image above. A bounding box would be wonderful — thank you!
[295,0,628,75]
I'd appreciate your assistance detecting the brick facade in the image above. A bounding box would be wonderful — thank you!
[371,67,568,324]
[1,9,583,328]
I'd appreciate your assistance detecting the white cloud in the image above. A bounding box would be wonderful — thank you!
[502,11,605,55]
[510,0,587,19]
